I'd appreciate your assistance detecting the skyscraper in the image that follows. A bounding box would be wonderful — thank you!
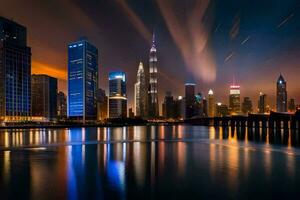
[208,89,215,117]
[96,88,108,120]
[185,83,195,119]
[276,74,287,112]
[67,38,98,122]
[258,92,267,113]
[288,98,296,112]
[0,17,31,122]
[162,91,174,119]
[57,91,67,120]
[229,85,241,114]
[31,74,57,121]
[242,97,253,114]
[134,62,147,118]
[216,103,229,117]
[148,33,159,118]
[108,72,127,118]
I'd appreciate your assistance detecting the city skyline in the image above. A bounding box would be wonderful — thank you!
[1,0,300,110]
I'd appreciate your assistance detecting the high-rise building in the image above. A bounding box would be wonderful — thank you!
[108,72,127,118]
[185,83,195,119]
[148,33,159,118]
[242,97,253,114]
[67,38,98,122]
[276,74,287,112]
[203,98,208,117]
[31,74,57,121]
[134,62,147,118]
[194,93,204,117]
[288,98,296,112]
[0,17,31,122]
[208,89,215,117]
[57,91,67,119]
[174,96,184,119]
[229,85,241,114]
[96,88,108,120]
[258,92,267,113]
[216,103,229,117]
[162,91,174,119]
[128,108,134,118]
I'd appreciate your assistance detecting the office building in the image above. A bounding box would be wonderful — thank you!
[208,89,215,117]
[242,97,253,114]
[31,74,57,121]
[108,71,127,118]
[174,96,184,119]
[148,33,159,118]
[258,92,267,113]
[185,83,195,119]
[162,91,174,119]
[134,62,147,118]
[96,88,108,120]
[216,103,229,117]
[57,91,67,119]
[68,38,98,121]
[288,98,296,112]
[0,17,31,122]
[229,85,241,114]
[276,74,287,112]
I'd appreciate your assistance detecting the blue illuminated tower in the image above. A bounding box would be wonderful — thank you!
[108,71,127,118]
[67,38,98,122]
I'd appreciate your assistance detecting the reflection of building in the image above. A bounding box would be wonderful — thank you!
[134,62,147,118]
[162,91,174,119]
[229,85,240,114]
[96,88,108,120]
[288,98,296,112]
[258,92,267,113]
[185,83,195,119]
[242,97,252,114]
[276,74,287,112]
[31,74,57,121]
[208,89,215,117]
[109,72,127,118]
[216,103,229,117]
[57,91,67,119]
[148,34,159,118]
[67,38,98,121]
[0,17,31,122]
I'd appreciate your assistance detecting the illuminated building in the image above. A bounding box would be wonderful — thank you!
[216,103,229,117]
[67,38,98,122]
[162,91,174,119]
[134,62,147,118]
[185,83,195,119]
[242,97,252,114]
[276,74,287,112]
[288,98,296,112]
[258,92,267,113]
[174,96,184,119]
[194,93,204,117]
[31,74,57,121]
[108,71,127,118]
[229,85,241,114]
[96,88,108,120]
[0,17,31,122]
[148,33,159,118]
[57,91,67,119]
[208,89,215,117]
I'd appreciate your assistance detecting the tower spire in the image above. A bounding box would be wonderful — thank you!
[152,30,156,48]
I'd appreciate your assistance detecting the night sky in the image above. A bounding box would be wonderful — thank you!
[1,0,300,111]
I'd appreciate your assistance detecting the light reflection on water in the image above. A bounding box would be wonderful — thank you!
[0,126,300,199]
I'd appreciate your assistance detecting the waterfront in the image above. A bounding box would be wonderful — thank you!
[1,125,300,199]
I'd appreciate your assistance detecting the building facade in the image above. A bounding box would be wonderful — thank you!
[96,88,108,120]
[276,74,287,112]
[31,74,57,121]
[57,91,67,119]
[208,89,215,117]
[185,83,196,119]
[242,97,253,114]
[258,92,267,113]
[162,91,174,119]
[148,34,159,118]
[108,72,127,118]
[0,17,31,122]
[134,62,147,118]
[229,85,241,114]
[67,39,98,121]
[288,98,296,112]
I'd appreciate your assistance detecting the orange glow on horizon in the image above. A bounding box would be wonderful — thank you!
[31,60,67,81]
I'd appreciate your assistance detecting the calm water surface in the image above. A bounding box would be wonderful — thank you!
[0,125,300,199]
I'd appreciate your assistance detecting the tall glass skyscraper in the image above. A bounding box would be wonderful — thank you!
[148,33,159,118]
[109,72,127,118]
[229,85,241,114]
[0,17,31,122]
[134,62,147,118]
[67,38,98,121]
[276,74,287,112]
[185,83,195,119]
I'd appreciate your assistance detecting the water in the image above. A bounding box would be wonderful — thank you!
[0,125,300,199]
